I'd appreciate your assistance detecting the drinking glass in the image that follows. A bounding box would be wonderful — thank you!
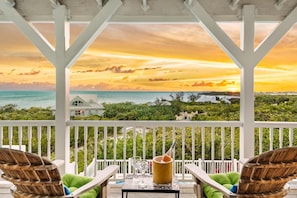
[137,159,148,188]
[130,156,141,183]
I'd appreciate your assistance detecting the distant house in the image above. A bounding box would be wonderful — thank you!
[52,94,104,116]
[70,94,104,116]
[196,95,240,104]
[175,111,198,121]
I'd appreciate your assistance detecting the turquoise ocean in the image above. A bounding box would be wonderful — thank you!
[0,90,193,109]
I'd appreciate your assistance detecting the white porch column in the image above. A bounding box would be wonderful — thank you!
[185,1,297,160]
[238,4,297,158]
[53,5,71,174]
[239,66,255,159]
[238,5,256,159]
[185,1,256,160]
[52,0,122,174]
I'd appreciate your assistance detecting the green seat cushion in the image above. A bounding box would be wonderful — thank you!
[203,172,240,198]
[62,174,100,198]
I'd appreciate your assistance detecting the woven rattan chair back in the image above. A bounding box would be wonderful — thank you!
[237,147,297,197]
[0,148,65,197]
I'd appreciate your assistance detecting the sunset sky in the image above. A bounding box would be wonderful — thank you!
[0,22,297,92]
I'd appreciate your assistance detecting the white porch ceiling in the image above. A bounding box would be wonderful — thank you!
[0,0,296,23]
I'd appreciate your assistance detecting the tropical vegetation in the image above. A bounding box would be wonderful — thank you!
[1,93,297,172]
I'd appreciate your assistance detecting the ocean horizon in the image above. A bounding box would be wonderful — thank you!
[0,90,197,109]
[0,90,295,109]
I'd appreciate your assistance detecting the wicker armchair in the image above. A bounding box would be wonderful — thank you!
[0,148,119,198]
[186,147,297,198]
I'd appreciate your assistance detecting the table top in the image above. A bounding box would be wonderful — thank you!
[122,174,180,193]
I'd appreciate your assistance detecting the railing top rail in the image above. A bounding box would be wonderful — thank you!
[0,120,55,126]
[67,120,243,127]
[255,121,297,128]
[2,120,297,129]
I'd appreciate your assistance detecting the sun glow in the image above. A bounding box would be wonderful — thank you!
[229,87,240,93]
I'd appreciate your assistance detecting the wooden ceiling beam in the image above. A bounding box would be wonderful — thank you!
[274,0,288,10]
[229,0,240,11]
[141,0,150,11]
[96,0,103,8]
[49,0,61,8]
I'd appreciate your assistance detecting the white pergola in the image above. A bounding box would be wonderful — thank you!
[0,0,296,173]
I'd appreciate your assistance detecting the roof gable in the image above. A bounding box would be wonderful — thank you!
[71,96,90,107]
[70,94,103,108]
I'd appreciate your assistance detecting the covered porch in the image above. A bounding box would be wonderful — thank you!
[1,0,297,197]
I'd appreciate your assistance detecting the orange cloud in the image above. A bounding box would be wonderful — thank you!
[191,80,238,88]
[19,69,41,75]
[192,81,214,87]
[216,80,237,87]
[149,78,169,82]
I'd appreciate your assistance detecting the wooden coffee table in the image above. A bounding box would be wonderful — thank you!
[121,174,180,198]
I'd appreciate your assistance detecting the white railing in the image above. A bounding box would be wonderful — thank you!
[67,120,242,179]
[96,159,239,180]
[1,120,297,181]
[0,120,55,158]
[254,121,297,154]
